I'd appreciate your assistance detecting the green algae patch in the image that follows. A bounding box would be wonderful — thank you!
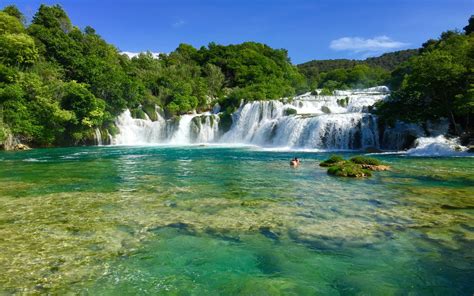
[321,155,389,177]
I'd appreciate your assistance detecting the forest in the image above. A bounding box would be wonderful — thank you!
[0,4,472,148]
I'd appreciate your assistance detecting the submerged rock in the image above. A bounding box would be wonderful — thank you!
[14,143,31,151]
[289,219,381,249]
[467,145,474,153]
[321,106,331,114]
[360,164,390,171]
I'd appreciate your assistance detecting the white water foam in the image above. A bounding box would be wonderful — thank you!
[112,87,388,150]
[406,136,470,157]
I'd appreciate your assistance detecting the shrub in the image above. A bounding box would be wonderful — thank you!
[218,111,233,133]
[130,108,146,120]
[319,88,332,96]
[284,108,297,116]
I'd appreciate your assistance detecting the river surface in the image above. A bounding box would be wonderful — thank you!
[0,145,473,295]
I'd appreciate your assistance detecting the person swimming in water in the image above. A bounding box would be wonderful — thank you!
[290,157,300,167]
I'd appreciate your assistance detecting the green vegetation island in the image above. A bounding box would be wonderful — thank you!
[0,4,473,295]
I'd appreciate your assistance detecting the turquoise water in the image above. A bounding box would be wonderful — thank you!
[0,146,473,295]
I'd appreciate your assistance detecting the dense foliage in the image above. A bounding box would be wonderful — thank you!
[297,49,417,90]
[0,4,471,148]
[375,20,474,134]
[364,50,419,70]
[0,4,307,147]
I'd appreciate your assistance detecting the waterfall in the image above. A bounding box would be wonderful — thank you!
[111,86,443,151]
[112,109,220,145]
[112,108,166,145]
[406,135,469,156]
[94,128,102,146]
[220,89,386,149]
[169,114,195,144]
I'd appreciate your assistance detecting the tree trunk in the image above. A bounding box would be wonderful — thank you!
[449,111,459,135]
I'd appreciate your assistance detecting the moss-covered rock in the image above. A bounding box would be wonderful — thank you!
[350,156,390,171]
[327,162,372,178]
[350,156,381,166]
[321,106,331,114]
[319,155,345,167]
[219,112,233,133]
[142,104,158,121]
[321,155,389,177]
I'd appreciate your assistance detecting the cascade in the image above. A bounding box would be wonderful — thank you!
[94,128,103,146]
[112,108,220,145]
[406,135,469,156]
[110,86,461,152]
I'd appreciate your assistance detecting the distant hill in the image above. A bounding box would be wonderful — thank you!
[298,49,418,73]
[364,49,419,70]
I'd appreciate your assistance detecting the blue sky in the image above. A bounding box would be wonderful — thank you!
[3,0,473,64]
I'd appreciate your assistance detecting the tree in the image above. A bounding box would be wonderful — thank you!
[60,81,105,141]
[0,11,24,34]
[376,27,473,134]
[32,4,72,33]
[464,15,474,35]
[204,63,224,97]
[0,33,39,67]
[2,5,25,24]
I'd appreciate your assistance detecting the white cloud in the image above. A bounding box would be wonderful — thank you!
[172,20,186,28]
[329,36,408,53]
[121,51,161,59]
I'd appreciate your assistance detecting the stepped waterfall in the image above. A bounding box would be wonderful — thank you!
[111,86,462,153]
[110,86,444,151]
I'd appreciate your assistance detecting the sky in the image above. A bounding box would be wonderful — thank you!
[2,0,473,64]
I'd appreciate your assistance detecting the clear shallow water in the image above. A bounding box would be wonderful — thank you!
[0,146,473,295]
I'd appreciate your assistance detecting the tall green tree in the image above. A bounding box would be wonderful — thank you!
[376,23,473,133]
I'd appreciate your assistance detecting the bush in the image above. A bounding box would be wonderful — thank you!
[0,124,9,142]
[142,104,158,121]
[284,108,297,116]
[218,111,233,133]
[130,107,146,120]
[337,97,349,107]
[319,88,332,96]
